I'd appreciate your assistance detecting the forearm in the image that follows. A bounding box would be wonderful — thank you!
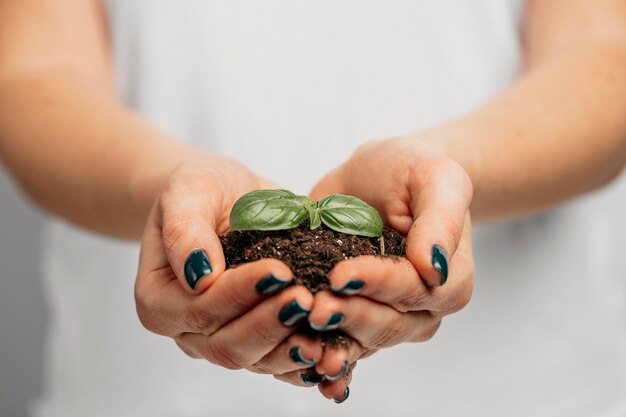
[0,69,197,239]
[439,40,626,222]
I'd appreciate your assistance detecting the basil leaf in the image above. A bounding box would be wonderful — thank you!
[297,195,317,208]
[306,206,322,229]
[318,194,383,237]
[230,189,308,231]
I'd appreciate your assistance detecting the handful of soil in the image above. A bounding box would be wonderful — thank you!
[220,224,407,344]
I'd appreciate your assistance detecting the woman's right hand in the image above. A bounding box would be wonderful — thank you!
[134,156,323,380]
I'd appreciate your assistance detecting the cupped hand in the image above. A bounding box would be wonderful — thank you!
[302,134,475,399]
[134,156,323,380]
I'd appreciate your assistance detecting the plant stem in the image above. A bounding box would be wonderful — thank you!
[379,236,385,255]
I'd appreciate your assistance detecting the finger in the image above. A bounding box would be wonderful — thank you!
[176,286,314,369]
[318,362,355,404]
[328,255,428,313]
[309,291,439,349]
[405,160,472,287]
[309,167,346,201]
[315,335,365,381]
[424,218,475,317]
[273,363,354,394]
[158,176,227,294]
[189,258,295,334]
[136,258,293,337]
[273,369,324,388]
[248,333,324,375]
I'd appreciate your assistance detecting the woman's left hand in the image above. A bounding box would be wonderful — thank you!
[274,134,475,400]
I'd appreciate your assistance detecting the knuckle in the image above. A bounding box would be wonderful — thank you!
[413,319,441,343]
[161,217,192,255]
[372,316,406,348]
[355,139,383,156]
[443,160,473,202]
[456,279,475,311]
[445,278,475,314]
[220,285,255,314]
[159,181,178,210]
[175,339,201,359]
[134,285,162,335]
[204,338,245,370]
[408,162,435,189]
[247,363,273,375]
[250,325,282,351]
[390,285,428,313]
[185,304,218,335]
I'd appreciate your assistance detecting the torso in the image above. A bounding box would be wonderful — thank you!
[32,1,626,416]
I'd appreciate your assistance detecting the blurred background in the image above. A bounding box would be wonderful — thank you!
[0,166,47,417]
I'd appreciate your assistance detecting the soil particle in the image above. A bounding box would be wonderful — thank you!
[220,225,406,293]
[219,224,407,348]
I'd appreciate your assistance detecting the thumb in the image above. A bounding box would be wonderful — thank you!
[405,160,473,287]
[158,182,226,294]
[309,167,346,201]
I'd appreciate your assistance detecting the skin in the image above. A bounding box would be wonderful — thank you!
[1,0,626,403]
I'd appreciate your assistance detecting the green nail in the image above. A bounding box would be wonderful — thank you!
[334,387,350,404]
[325,361,349,381]
[310,313,345,332]
[278,300,310,327]
[332,280,365,295]
[289,347,317,367]
[255,274,289,296]
[184,249,212,290]
[431,244,449,285]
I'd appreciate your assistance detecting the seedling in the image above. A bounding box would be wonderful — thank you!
[229,189,383,238]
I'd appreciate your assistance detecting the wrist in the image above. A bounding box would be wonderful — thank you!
[418,120,485,207]
[127,139,200,228]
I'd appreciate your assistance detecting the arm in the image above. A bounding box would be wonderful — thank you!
[442,0,626,222]
[305,0,626,393]
[0,0,196,239]
[0,0,327,390]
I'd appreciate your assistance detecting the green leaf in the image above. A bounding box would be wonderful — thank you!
[318,194,383,237]
[230,189,308,231]
[306,206,322,229]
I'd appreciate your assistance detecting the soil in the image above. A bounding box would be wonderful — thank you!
[220,224,406,293]
[220,224,407,347]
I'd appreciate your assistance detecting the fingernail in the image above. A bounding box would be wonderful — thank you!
[278,300,310,327]
[325,361,349,381]
[300,372,325,386]
[184,249,212,290]
[334,387,350,404]
[310,313,345,332]
[255,274,289,296]
[332,279,365,295]
[432,244,449,286]
[289,347,317,367]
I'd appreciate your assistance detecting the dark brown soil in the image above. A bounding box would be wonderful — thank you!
[220,224,406,349]
[220,225,406,293]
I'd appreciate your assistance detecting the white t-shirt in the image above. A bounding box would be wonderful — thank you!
[32,1,626,416]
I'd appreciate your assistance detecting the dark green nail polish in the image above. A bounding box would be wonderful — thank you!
[325,361,349,381]
[184,249,212,290]
[432,244,449,286]
[289,347,317,367]
[334,387,350,404]
[332,280,365,295]
[311,313,345,332]
[255,274,289,296]
[278,300,310,327]
[300,372,325,386]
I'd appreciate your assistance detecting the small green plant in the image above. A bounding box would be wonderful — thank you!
[230,189,383,237]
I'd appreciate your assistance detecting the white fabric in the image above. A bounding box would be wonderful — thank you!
[32,1,626,416]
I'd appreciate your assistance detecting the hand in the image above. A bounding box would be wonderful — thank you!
[302,134,475,399]
[134,156,324,381]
